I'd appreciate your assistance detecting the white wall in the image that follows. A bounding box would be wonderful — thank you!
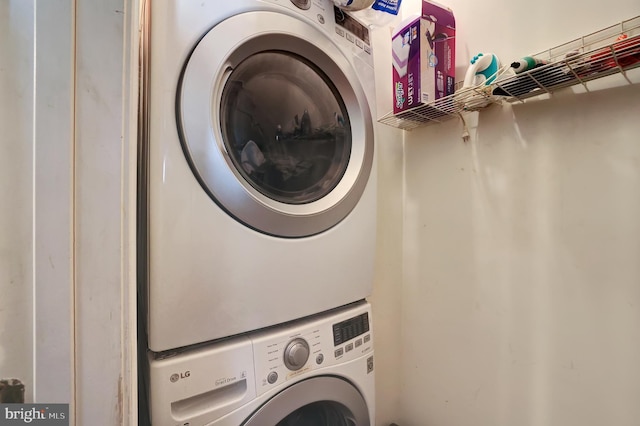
[396,0,640,425]
[368,17,406,426]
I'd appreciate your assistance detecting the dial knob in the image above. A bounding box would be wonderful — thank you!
[284,338,310,371]
[290,0,311,10]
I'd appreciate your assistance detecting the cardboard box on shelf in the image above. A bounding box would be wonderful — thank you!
[391,0,455,114]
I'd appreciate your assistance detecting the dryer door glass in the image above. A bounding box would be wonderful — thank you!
[220,51,351,205]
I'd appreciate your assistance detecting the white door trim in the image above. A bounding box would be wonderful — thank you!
[73,0,139,424]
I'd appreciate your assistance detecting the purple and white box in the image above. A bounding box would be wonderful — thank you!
[392,1,455,114]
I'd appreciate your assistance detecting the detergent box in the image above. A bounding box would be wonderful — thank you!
[391,1,455,114]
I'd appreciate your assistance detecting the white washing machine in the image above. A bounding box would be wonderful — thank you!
[139,0,378,352]
[145,301,375,425]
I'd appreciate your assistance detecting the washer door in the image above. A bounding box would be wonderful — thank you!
[178,10,374,237]
[242,376,369,425]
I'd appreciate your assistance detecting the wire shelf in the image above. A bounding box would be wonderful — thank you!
[379,15,640,131]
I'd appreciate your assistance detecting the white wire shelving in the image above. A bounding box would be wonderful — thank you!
[378,15,640,131]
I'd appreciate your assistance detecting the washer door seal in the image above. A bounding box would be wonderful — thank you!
[178,11,374,238]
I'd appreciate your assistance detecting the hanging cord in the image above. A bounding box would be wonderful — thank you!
[458,112,470,142]
[458,64,513,142]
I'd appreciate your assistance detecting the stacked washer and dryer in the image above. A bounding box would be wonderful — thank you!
[138,0,379,424]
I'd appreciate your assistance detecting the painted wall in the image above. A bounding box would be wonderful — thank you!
[370,21,405,426]
[396,0,640,425]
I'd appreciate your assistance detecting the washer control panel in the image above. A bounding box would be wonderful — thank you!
[332,311,369,345]
[251,303,373,396]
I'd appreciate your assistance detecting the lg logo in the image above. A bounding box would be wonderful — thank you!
[170,371,191,383]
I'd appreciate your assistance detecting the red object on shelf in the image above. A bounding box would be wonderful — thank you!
[589,34,640,72]
[612,34,640,67]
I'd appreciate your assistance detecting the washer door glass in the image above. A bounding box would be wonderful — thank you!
[220,51,351,205]
[276,401,356,425]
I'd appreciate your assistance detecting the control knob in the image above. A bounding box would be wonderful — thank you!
[284,338,310,371]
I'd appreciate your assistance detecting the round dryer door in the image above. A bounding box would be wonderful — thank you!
[178,10,374,238]
[242,376,370,425]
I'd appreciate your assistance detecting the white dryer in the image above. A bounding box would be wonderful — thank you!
[145,301,375,425]
[139,0,378,351]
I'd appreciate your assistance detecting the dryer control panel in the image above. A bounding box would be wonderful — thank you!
[333,6,372,54]
[251,303,373,397]
[268,0,374,66]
